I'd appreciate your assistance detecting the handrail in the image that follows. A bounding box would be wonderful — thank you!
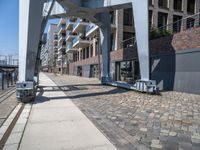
[121,12,200,48]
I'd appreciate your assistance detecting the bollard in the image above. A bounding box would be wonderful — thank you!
[6,72,9,88]
[11,72,13,85]
[1,72,4,90]
[14,72,17,84]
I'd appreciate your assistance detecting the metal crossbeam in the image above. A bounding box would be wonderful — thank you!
[17,0,157,102]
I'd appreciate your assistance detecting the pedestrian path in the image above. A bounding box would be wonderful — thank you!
[18,73,117,150]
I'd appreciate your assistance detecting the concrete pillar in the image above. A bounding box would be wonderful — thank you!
[195,0,200,26]
[182,0,188,14]
[78,50,81,60]
[99,12,111,84]
[93,39,96,57]
[19,0,45,82]
[182,0,188,30]
[152,0,158,27]
[195,0,200,13]
[89,45,91,58]
[132,0,150,81]
[115,10,123,50]
[85,48,87,59]
[168,0,174,31]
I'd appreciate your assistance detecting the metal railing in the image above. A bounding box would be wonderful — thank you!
[0,55,19,66]
[73,36,79,45]
[120,12,200,48]
[157,12,200,33]
[86,23,97,34]
[120,37,136,49]
[66,43,72,50]
[73,18,81,31]
[0,71,18,91]
[66,18,76,28]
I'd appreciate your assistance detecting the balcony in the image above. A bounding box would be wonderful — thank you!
[66,43,78,53]
[66,18,75,31]
[73,18,90,33]
[66,32,77,42]
[58,44,66,51]
[73,36,91,48]
[54,45,58,50]
[58,18,66,27]
[58,25,66,35]
[54,38,58,43]
[57,55,62,61]
[58,34,66,43]
[86,24,99,37]
[54,52,58,57]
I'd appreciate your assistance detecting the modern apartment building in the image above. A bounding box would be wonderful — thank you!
[44,0,200,94]
[41,24,58,72]
[149,0,200,31]
[40,44,48,71]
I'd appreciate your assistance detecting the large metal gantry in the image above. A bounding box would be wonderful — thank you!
[17,0,157,102]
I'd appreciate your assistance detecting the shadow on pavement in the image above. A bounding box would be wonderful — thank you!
[35,85,128,104]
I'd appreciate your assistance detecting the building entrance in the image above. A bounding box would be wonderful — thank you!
[90,64,99,78]
[116,60,140,83]
[77,66,82,76]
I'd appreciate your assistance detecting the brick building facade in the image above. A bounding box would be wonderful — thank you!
[42,0,200,94]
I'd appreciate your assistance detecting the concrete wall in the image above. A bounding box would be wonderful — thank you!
[151,49,200,94]
[69,27,200,94]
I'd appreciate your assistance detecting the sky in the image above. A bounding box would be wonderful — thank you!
[0,0,58,57]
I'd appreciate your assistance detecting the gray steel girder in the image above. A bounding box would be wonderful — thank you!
[18,0,156,103]
[54,0,150,81]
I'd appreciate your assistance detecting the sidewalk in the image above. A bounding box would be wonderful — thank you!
[18,73,117,150]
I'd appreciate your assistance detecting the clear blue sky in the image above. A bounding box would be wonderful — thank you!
[0,0,58,56]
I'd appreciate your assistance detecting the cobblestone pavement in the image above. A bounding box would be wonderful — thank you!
[0,87,19,127]
[45,73,200,150]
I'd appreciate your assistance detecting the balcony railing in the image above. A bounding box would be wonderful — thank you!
[157,12,200,33]
[73,18,81,30]
[66,43,72,50]
[120,12,200,48]
[72,36,91,48]
[85,23,99,37]
[66,18,76,30]
[86,24,96,33]
[73,18,90,32]
[73,36,79,45]
[58,34,66,43]
[58,44,66,50]
[58,25,66,35]
[66,31,77,41]
[66,19,71,27]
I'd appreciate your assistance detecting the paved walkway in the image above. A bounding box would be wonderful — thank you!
[18,73,117,150]
[46,73,200,150]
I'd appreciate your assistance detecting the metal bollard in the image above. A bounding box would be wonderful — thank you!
[11,72,13,85]
[1,72,4,90]
[6,72,9,88]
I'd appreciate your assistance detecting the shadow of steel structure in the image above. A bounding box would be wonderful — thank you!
[17,0,157,102]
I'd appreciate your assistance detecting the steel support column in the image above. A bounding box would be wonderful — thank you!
[99,12,111,84]
[17,0,44,102]
[132,0,150,81]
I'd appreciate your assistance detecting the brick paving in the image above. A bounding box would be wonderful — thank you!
[46,73,200,150]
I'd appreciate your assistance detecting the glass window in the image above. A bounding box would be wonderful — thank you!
[123,8,133,26]
[158,0,168,9]
[173,15,182,32]
[187,0,195,13]
[174,0,182,11]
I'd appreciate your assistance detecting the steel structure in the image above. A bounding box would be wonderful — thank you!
[17,0,157,102]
